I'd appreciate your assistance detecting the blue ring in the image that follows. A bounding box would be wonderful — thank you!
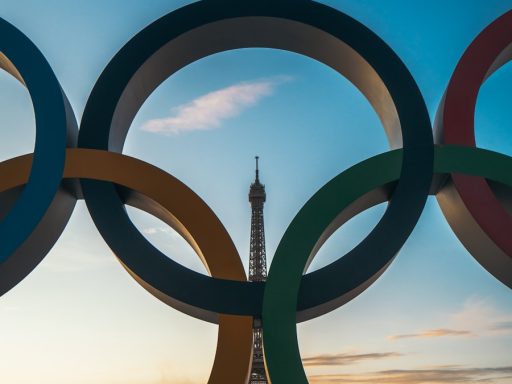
[0,19,77,293]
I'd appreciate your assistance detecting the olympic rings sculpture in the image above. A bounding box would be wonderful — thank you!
[0,1,511,383]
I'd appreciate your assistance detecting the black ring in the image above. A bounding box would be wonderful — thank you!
[78,0,433,322]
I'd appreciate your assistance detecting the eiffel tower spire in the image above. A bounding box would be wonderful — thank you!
[248,156,268,383]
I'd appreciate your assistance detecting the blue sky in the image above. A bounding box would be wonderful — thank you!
[0,1,512,383]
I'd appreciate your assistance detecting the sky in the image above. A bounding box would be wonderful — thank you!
[1,1,512,383]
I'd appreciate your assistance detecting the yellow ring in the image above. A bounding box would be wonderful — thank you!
[0,148,253,383]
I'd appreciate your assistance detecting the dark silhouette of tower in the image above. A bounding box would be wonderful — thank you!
[248,156,268,383]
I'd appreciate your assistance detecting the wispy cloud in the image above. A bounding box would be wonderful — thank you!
[490,321,512,332]
[303,352,402,367]
[388,328,472,341]
[451,296,497,331]
[142,226,172,235]
[451,296,512,336]
[141,76,292,135]
[387,297,512,342]
[308,366,512,383]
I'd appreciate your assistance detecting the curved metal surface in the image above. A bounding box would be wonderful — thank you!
[0,148,254,384]
[0,3,510,384]
[435,11,512,288]
[77,0,433,325]
[0,18,77,295]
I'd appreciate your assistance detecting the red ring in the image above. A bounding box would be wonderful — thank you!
[436,11,512,284]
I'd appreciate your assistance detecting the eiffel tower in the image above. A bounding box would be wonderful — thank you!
[248,156,269,383]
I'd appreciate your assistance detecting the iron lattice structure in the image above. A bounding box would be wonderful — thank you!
[248,156,268,383]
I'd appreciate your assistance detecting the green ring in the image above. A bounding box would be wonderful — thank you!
[262,145,512,383]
